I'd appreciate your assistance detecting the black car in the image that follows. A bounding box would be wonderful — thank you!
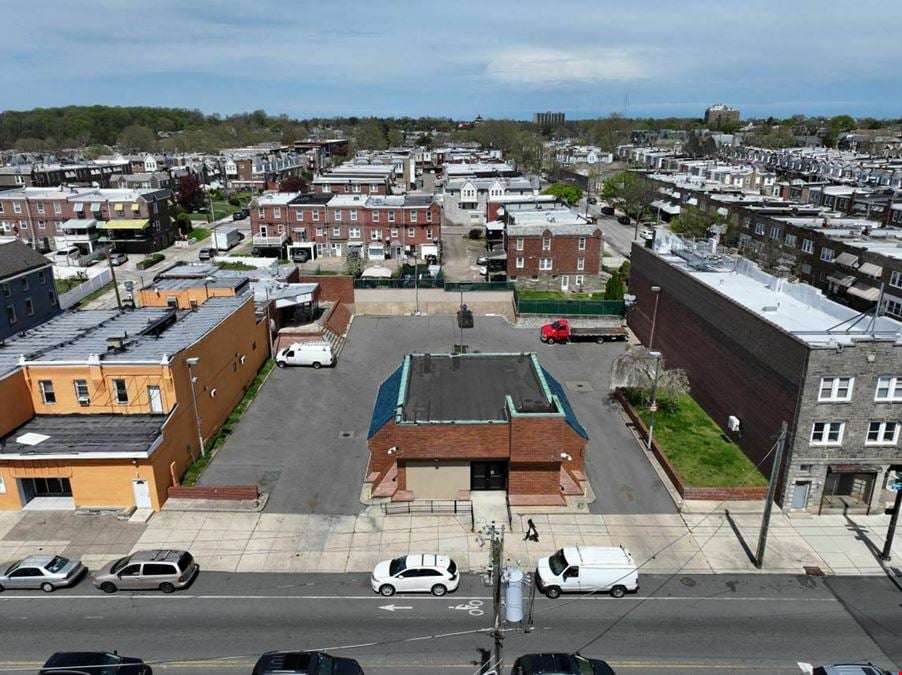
[511,653,615,675]
[40,651,151,675]
[617,214,631,225]
[600,206,615,215]
[587,196,598,204]
[253,651,363,675]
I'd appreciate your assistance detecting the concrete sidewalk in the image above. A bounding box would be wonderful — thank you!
[0,505,898,578]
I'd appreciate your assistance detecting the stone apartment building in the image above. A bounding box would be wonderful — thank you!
[629,233,902,515]
[366,352,588,506]
[0,240,60,340]
[704,104,740,128]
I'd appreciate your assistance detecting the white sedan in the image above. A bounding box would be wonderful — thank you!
[371,553,459,596]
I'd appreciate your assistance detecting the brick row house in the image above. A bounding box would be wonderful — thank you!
[310,175,391,196]
[0,186,176,255]
[250,192,441,261]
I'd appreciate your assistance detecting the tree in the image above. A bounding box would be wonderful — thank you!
[605,272,626,300]
[387,129,404,147]
[279,175,307,192]
[117,125,157,152]
[344,250,363,277]
[176,174,204,211]
[354,119,387,150]
[416,132,434,149]
[601,172,659,237]
[610,347,690,411]
[83,144,111,160]
[543,182,583,206]
[670,205,725,239]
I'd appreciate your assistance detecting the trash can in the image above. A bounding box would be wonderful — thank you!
[457,304,474,328]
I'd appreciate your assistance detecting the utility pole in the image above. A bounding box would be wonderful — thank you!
[490,522,505,674]
[755,421,788,569]
[880,466,901,561]
[107,247,123,311]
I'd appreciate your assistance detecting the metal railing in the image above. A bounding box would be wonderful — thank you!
[381,499,474,530]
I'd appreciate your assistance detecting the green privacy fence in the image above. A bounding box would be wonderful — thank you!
[514,293,624,317]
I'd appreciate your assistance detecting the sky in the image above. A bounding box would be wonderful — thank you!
[2,0,900,120]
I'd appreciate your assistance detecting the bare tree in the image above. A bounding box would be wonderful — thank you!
[610,347,690,402]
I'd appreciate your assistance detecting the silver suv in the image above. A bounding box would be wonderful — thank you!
[92,550,198,594]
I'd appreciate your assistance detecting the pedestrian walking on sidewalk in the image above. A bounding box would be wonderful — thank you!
[523,518,539,542]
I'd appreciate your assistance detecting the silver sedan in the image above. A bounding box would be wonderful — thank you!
[0,554,86,592]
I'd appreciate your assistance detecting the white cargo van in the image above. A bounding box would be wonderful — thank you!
[536,545,638,599]
[275,341,334,369]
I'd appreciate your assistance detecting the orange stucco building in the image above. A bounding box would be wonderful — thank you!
[0,295,268,511]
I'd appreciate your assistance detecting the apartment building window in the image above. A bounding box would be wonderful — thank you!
[810,421,844,445]
[388,228,398,239]
[802,239,814,254]
[73,380,90,405]
[516,256,524,269]
[322,184,331,193]
[38,270,46,285]
[370,184,379,193]
[866,421,899,446]
[769,226,781,240]
[542,237,551,251]
[883,298,902,318]
[22,276,29,291]
[36,202,44,214]
[278,224,285,235]
[332,227,341,237]
[407,227,416,238]
[742,217,751,229]
[578,237,586,251]
[426,210,433,222]
[349,227,361,239]
[273,207,281,219]
[350,209,358,221]
[39,380,56,404]
[819,377,853,401]
[875,376,902,402]
[785,234,797,247]
[7,305,16,324]
[890,271,902,289]
[296,210,304,222]
[426,227,432,239]
[353,184,361,193]
[25,298,34,316]
[539,258,552,271]
[388,211,395,223]
[257,208,264,219]
[754,222,765,235]
[371,229,382,241]
[48,290,56,306]
[515,238,524,251]
[577,257,585,271]
[820,247,835,262]
[315,227,324,237]
[0,203,4,213]
[113,379,129,404]
[334,209,342,222]
[410,211,418,223]
[344,184,350,193]
[13,202,21,214]
[312,210,319,222]
[373,211,380,222]
[575,274,584,286]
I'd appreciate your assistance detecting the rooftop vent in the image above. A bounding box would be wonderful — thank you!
[761,305,779,313]
[106,336,126,352]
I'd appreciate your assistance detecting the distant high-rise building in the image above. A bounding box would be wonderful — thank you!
[533,111,565,125]
[704,104,740,128]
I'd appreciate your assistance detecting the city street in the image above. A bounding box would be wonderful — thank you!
[0,572,897,674]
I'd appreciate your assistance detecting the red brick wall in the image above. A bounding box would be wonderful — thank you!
[324,301,351,336]
[297,275,354,304]
[506,229,602,277]
[508,462,561,497]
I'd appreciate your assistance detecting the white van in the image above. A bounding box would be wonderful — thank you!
[275,341,334,369]
[536,545,638,599]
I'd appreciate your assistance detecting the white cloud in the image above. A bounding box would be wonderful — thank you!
[484,47,651,86]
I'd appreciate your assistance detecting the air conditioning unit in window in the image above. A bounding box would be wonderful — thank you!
[77,396,90,406]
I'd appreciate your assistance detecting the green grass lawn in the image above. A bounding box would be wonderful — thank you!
[517,289,603,301]
[636,394,767,487]
[188,227,210,242]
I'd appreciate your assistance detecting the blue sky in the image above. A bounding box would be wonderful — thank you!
[2,0,900,120]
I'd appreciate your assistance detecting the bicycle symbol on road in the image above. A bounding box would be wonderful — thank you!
[449,599,484,616]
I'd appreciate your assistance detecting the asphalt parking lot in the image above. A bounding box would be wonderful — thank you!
[201,315,676,515]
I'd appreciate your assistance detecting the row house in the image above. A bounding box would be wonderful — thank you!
[311,175,390,196]
[443,177,535,225]
[223,148,304,191]
[249,192,441,261]
[28,160,133,188]
[293,139,350,172]
[0,166,33,190]
[0,186,176,255]
[110,172,173,191]
[502,208,603,292]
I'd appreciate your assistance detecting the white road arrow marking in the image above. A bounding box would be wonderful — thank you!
[379,604,413,612]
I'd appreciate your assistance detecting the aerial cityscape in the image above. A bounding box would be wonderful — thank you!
[0,2,900,674]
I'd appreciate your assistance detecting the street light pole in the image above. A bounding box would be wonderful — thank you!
[881,466,901,561]
[646,351,662,451]
[649,285,662,349]
[185,357,205,458]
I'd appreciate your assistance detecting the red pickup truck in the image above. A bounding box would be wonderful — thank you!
[540,319,628,344]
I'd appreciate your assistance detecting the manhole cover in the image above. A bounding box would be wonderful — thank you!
[680,577,696,587]
[804,566,825,576]
[339,431,355,439]
[566,381,594,392]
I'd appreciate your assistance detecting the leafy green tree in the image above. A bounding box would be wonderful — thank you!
[670,205,725,239]
[829,115,855,131]
[344,250,363,277]
[543,183,583,206]
[387,129,404,147]
[354,119,387,150]
[601,172,658,236]
[117,125,157,152]
[83,144,111,160]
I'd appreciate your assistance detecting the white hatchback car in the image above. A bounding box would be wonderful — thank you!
[371,553,459,596]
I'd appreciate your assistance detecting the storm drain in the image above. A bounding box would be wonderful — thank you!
[566,381,594,393]
[339,431,355,439]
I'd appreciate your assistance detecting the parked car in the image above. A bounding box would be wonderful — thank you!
[617,214,631,225]
[587,196,598,205]
[276,341,335,369]
[0,554,86,592]
[109,252,128,266]
[92,549,198,593]
[638,229,654,241]
[511,653,616,675]
[198,247,215,261]
[476,255,488,266]
[40,652,152,675]
[600,205,615,215]
[798,664,893,675]
[536,546,638,599]
[371,553,459,596]
[252,651,364,675]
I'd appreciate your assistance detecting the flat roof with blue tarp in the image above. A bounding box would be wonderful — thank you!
[368,364,403,439]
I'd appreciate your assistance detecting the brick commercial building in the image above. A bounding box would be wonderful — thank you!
[366,353,589,506]
[628,233,902,515]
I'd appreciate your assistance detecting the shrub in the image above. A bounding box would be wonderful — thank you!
[227,195,241,206]
[136,253,165,270]
[467,228,482,240]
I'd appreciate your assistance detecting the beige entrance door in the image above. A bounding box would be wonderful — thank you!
[405,461,470,499]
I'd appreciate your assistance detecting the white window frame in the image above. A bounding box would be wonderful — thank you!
[818,376,854,402]
[373,210,380,222]
[334,209,342,222]
[542,237,551,251]
[820,247,835,262]
[332,226,341,237]
[884,298,902,319]
[390,228,398,238]
[866,420,899,446]
[312,210,320,222]
[296,210,304,222]
[36,202,44,214]
[257,208,264,219]
[13,202,21,214]
[371,229,382,241]
[575,274,584,286]
[39,380,55,404]
[349,227,361,239]
[810,421,844,446]
[516,238,524,251]
[410,211,418,223]
[315,227,324,237]
[539,258,552,271]
[350,209,358,222]
[875,376,902,402]
[113,379,129,405]
[754,222,765,235]
[407,227,415,238]
[890,270,902,289]
[516,256,524,269]
[388,210,395,223]
[801,239,814,254]
[785,233,797,247]
[577,257,585,271]
[273,207,281,219]
[578,237,586,251]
